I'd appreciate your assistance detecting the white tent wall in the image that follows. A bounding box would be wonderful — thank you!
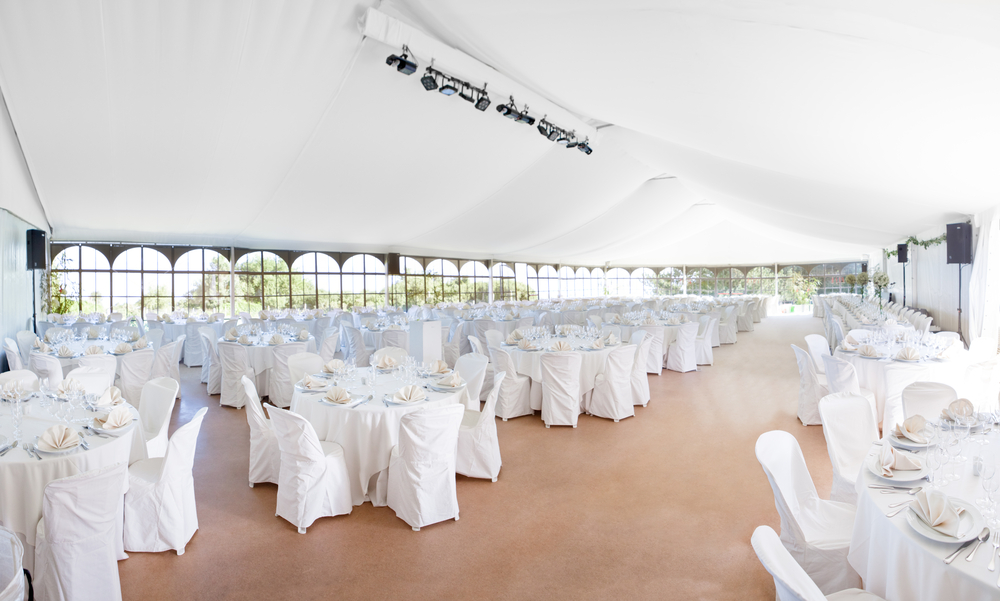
[0,90,47,231]
[0,209,37,369]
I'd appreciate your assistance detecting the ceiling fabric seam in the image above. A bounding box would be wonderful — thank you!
[97,0,118,221]
[0,71,52,231]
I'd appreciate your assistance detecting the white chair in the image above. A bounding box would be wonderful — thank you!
[380,328,408,352]
[372,346,407,366]
[588,345,636,422]
[287,352,323,386]
[242,376,281,487]
[137,377,179,458]
[818,393,878,505]
[109,312,123,322]
[638,325,664,375]
[77,354,118,384]
[33,463,127,601]
[467,336,494,400]
[629,332,652,406]
[29,352,63,383]
[719,306,738,344]
[821,356,877,426]
[665,322,698,373]
[442,321,471,368]
[540,351,583,428]
[457,373,505,482]
[124,407,207,555]
[118,349,155,405]
[588,315,603,328]
[791,345,828,426]
[343,326,372,367]
[145,327,164,351]
[489,347,532,420]
[382,404,465,531]
[314,317,333,347]
[152,337,184,398]
[454,353,488,411]
[600,324,622,340]
[804,334,832,374]
[751,526,884,601]
[695,317,716,366]
[737,301,754,332]
[268,406,353,533]
[65,366,113,395]
[217,342,254,409]
[472,319,496,350]
[755,431,860,595]
[198,327,222,395]
[15,331,37,366]
[3,338,22,370]
[484,330,504,349]
[0,525,26,601]
[182,323,203,367]
[319,328,341,363]
[901,382,958,420]
[268,342,306,409]
[0,370,38,391]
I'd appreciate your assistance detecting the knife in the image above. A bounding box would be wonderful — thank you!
[0,440,17,456]
[944,537,978,564]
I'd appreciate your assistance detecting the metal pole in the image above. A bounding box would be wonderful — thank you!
[229,247,235,318]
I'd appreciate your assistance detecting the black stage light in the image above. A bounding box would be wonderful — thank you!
[386,53,417,75]
[565,139,579,149]
[577,140,593,155]
[420,70,438,91]
[537,123,549,137]
[439,79,458,95]
[458,86,475,103]
[556,134,571,145]
[547,129,560,141]
[515,112,535,126]
[474,92,491,111]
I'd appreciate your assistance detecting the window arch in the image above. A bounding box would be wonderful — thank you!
[590,268,605,296]
[389,257,424,309]
[341,254,385,308]
[687,268,715,296]
[631,268,656,297]
[112,247,172,315]
[234,251,291,312]
[657,267,684,295]
[426,259,459,304]
[606,268,630,296]
[175,249,231,314]
[492,263,516,302]
[535,266,559,300]
[747,266,775,294]
[459,261,490,303]
[50,245,111,314]
[575,267,591,297]
[290,253,340,310]
[558,266,575,298]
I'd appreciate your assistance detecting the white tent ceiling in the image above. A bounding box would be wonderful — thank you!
[0,0,996,266]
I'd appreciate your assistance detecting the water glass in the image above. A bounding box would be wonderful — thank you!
[10,400,23,441]
[979,458,997,509]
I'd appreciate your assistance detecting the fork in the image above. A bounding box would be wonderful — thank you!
[989,531,1000,572]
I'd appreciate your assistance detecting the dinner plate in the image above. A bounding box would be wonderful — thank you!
[91,419,135,437]
[35,440,81,455]
[429,383,466,392]
[894,358,922,363]
[108,351,131,356]
[426,369,453,377]
[888,432,933,451]
[295,383,331,393]
[579,346,605,351]
[320,393,366,408]
[866,451,928,482]
[905,499,984,543]
[857,354,884,360]
[383,393,425,406]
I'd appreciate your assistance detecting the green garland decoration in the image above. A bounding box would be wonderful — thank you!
[884,234,947,258]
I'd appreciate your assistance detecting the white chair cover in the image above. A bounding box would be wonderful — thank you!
[198,327,222,395]
[751,525,884,601]
[588,345,636,422]
[665,322,698,373]
[314,317,333,347]
[118,349,155,405]
[29,352,63,383]
[182,323,203,367]
[0,525,25,601]
[442,321,470,367]
[268,406,352,533]
[804,335,831,374]
[77,354,117,384]
[15,331,36,366]
[901,382,958,420]
[287,352,323,386]
[242,376,281,487]
[489,347,532,420]
[319,328,341,363]
[588,315,603,328]
[124,407,207,554]
[638,325,664,375]
[455,353,488,411]
[695,317,717,366]
[821,355,877,425]
[384,404,465,531]
[380,329,408,351]
[343,326,372,367]
[217,342,254,409]
[457,373,505,482]
[372,346,407,365]
[138,377,179,458]
[152,336,184,398]
[737,301,755,332]
[0,370,38,391]
[268,342,307,409]
[467,336,494,399]
[65,366,113,395]
[3,338,22,371]
[818,393,878,505]
[33,462,127,601]
[484,330,504,349]
[719,306,738,344]
[540,351,583,428]
[791,345,827,426]
[754,431,861,595]
[145,327,164,351]
[109,312,123,322]
[629,332,652,406]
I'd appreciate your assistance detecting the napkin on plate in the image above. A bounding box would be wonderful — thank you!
[85,345,104,355]
[88,326,101,339]
[505,334,519,345]
[33,336,41,348]
[894,415,928,444]
[394,385,426,403]
[298,330,309,341]
[666,317,681,325]
[517,338,536,351]
[858,344,879,358]
[376,354,398,369]
[845,334,861,346]
[429,360,449,374]
[96,386,123,407]
[885,318,897,326]
[591,338,605,349]
[511,329,524,340]
[322,359,345,373]
[259,311,268,320]
[550,340,572,352]
[644,316,657,325]
[879,444,922,477]
[504,312,515,320]
[225,328,238,341]
[97,405,133,429]
[910,489,961,538]
[114,342,133,354]
[186,317,197,323]
[269,333,284,345]
[207,314,218,323]
[896,347,920,361]
[161,313,171,322]
[40,424,79,450]
[238,334,252,345]
[37,342,52,354]
[57,345,74,358]
[605,333,619,345]
[130,331,140,341]
[943,398,975,421]
[132,337,148,350]
[324,386,352,404]
[301,375,328,390]
[839,342,858,352]
[436,372,463,387]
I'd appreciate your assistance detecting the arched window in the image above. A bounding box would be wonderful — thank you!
[291,253,340,310]
[536,266,558,300]
[426,259,459,304]
[746,266,775,294]
[459,261,490,303]
[235,251,290,312]
[657,267,684,295]
[606,268,630,296]
[631,268,656,297]
[687,268,715,296]
[492,263,516,302]
[715,268,746,296]
[591,268,605,296]
[175,249,231,314]
[515,263,537,301]
[558,266,575,298]
[50,245,111,314]
[575,267,591,297]
[777,266,805,304]
[341,254,385,308]
[388,257,424,309]
[112,247,172,315]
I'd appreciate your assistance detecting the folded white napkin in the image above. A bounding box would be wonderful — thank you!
[666,317,681,325]
[88,326,101,339]
[845,334,860,346]
[550,340,573,352]
[610,315,621,324]
[436,372,463,387]
[591,338,605,349]
[186,317,197,323]
[44,331,58,342]
[40,424,79,450]
[97,405,133,430]
[938,344,960,360]
[269,333,284,345]
[207,314,218,323]
[298,330,309,341]
[605,333,619,345]
[33,336,41,348]
[376,354,398,369]
[644,316,657,325]
[885,318,897,326]
[238,335,251,345]
[37,342,52,354]
[895,415,928,443]
[161,313,171,322]
[429,360,449,374]
[85,345,104,355]
[301,375,327,390]
[96,386,123,407]
[75,317,86,324]
[394,385,426,403]
[130,331,140,341]
[910,489,961,538]
[679,315,689,323]
[57,345,74,358]
[896,347,920,361]
[879,444,923,477]
[511,329,524,340]
[505,334,519,345]
[49,315,62,325]
[517,338,536,350]
[324,386,352,404]
[943,398,975,421]
[225,328,238,341]
[259,311,268,320]
[132,337,148,350]
[504,312,515,320]
[839,342,858,352]
[322,359,345,373]
[114,342,133,354]
[858,344,878,357]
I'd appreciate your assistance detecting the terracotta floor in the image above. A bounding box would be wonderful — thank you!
[118,315,834,601]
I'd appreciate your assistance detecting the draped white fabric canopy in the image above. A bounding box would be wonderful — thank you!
[0,0,996,266]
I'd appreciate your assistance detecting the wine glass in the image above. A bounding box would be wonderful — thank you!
[979,458,996,509]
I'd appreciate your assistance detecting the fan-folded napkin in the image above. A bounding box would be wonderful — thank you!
[429,360,449,374]
[879,444,922,477]
[894,415,928,444]
[88,327,101,339]
[910,490,961,538]
[324,386,352,404]
[57,345,74,358]
[85,345,104,355]
[238,335,251,345]
[550,340,572,352]
[896,347,920,361]
[96,386,123,407]
[97,405,133,430]
[207,314,218,323]
[36,342,51,354]
[858,344,879,357]
[301,375,327,390]
[114,342,133,354]
[943,398,975,421]
[605,333,619,345]
[322,359,345,373]
[298,330,310,341]
[436,372,463,387]
[591,338,605,349]
[132,337,148,350]
[376,355,398,369]
[394,385,426,403]
[269,333,284,345]
[40,424,79,450]
[666,317,681,325]
[517,339,536,350]
[505,334,519,345]
[225,328,238,341]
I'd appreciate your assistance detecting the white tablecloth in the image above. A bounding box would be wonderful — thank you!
[160,320,226,344]
[38,339,134,376]
[361,327,409,351]
[0,399,146,552]
[456,319,521,339]
[507,342,613,400]
[850,439,1000,600]
[220,337,317,376]
[290,376,464,505]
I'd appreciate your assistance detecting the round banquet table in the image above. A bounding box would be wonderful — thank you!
[361,326,409,351]
[619,323,683,365]
[850,437,1000,600]
[505,341,613,410]
[160,320,226,344]
[456,319,521,339]
[0,397,146,569]
[289,375,466,505]
[219,335,316,381]
[833,349,971,432]
[33,339,141,376]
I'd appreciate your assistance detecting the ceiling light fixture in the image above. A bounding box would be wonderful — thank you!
[439,78,458,96]
[385,45,417,75]
[420,68,438,91]
[577,138,593,155]
[474,85,491,111]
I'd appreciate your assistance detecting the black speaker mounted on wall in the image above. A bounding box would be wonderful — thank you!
[946,223,972,264]
[26,229,46,270]
[386,253,401,276]
[896,244,908,263]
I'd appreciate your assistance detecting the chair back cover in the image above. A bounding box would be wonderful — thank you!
[818,393,878,504]
[343,326,371,367]
[666,322,698,373]
[152,336,185,388]
[145,327,164,351]
[65,366,113,395]
[791,345,825,426]
[78,354,118,383]
[287,352,323,385]
[30,352,64,383]
[3,339,22,371]
[467,335,487,357]
[755,430,815,546]
[472,320,495,349]
[217,342,252,408]
[268,342,307,408]
[901,382,958,420]
[380,329,408,351]
[15,331,36,365]
[515,317,534,331]
[589,345,636,421]
[118,348,155,405]
[36,462,127,601]
[138,377,179,457]
[455,353,488,410]
[0,370,38,391]
[182,323,204,367]
[750,526,827,601]
[0,525,24,601]
[488,347,532,419]
[637,325,664,375]
[241,376,280,486]
[540,351,583,427]
[803,335,831,374]
[318,328,340,363]
[630,333,652,406]
[484,330,504,349]
[456,373,505,481]
[821,355,861,396]
[601,324,621,340]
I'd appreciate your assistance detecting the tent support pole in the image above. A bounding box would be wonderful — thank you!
[229,247,235,318]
